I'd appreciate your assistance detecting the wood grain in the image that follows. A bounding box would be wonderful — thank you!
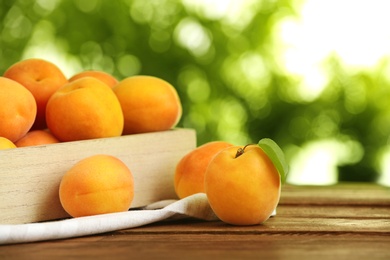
[0,129,196,224]
[280,183,390,206]
[2,232,389,259]
[1,182,389,259]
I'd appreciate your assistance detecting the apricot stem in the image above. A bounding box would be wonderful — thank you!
[235,144,254,158]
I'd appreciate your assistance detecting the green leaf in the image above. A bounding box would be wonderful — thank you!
[258,138,288,184]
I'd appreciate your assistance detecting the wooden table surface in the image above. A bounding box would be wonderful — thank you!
[1,183,389,259]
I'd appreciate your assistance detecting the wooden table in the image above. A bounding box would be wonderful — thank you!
[1,183,389,259]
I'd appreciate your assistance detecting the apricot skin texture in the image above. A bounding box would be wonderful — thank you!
[59,155,134,218]
[0,137,17,150]
[204,145,281,225]
[0,77,37,142]
[3,58,68,129]
[113,75,182,134]
[46,77,124,142]
[174,141,233,199]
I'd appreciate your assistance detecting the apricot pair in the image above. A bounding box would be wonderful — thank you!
[67,72,182,136]
[174,140,287,226]
[46,75,182,141]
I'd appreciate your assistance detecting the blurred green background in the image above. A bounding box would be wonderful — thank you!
[1,0,390,186]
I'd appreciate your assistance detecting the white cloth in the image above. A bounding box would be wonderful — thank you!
[0,193,216,244]
[0,193,276,245]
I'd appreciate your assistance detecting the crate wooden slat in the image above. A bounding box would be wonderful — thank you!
[0,128,196,224]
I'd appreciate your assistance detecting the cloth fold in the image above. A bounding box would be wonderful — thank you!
[0,193,217,245]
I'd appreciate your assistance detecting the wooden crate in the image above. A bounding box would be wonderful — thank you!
[0,128,196,224]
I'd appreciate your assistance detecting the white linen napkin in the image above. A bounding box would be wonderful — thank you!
[0,193,216,244]
[0,193,276,245]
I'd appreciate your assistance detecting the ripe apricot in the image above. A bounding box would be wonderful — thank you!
[204,145,281,225]
[3,58,68,129]
[0,137,17,150]
[59,154,134,218]
[113,75,182,134]
[69,70,118,88]
[174,141,233,199]
[46,77,124,142]
[0,77,37,142]
[15,129,60,147]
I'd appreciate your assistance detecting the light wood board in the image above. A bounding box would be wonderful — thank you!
[0,128,196,224]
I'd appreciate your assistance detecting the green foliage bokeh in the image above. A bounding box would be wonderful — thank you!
[1,0,390,184]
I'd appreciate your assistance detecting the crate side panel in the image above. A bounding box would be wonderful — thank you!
[0,129,196,224]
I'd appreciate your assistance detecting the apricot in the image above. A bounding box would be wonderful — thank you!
[113,75,182,134]
[46,77,124,142]
[15,129,60,147]
[0,77,37,142]
[3,58,68,129]
[69,70,118,88]
[204,144,281,225]
[0,137,17,150]
[174,141,233,199]
[59,154,134,218]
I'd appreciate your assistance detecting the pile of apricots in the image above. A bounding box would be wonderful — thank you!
[0,58,182,147]
[0,58,287,225]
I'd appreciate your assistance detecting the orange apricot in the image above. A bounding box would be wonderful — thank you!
[0,137,17,150]
[46,77,124,142]
[204,145,281,225]
[59,154,134,218]
[15,129,60,147]
[0,77,37,142]
[3,58,68,129]
[174,141,233,199]
[69,70,118,88]
[113,75,182,135]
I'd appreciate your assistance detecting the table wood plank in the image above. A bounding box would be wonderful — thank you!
[280,183,390,206]
[278,205,390,218]
[1,226,389,259]
[1,183,389,259]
